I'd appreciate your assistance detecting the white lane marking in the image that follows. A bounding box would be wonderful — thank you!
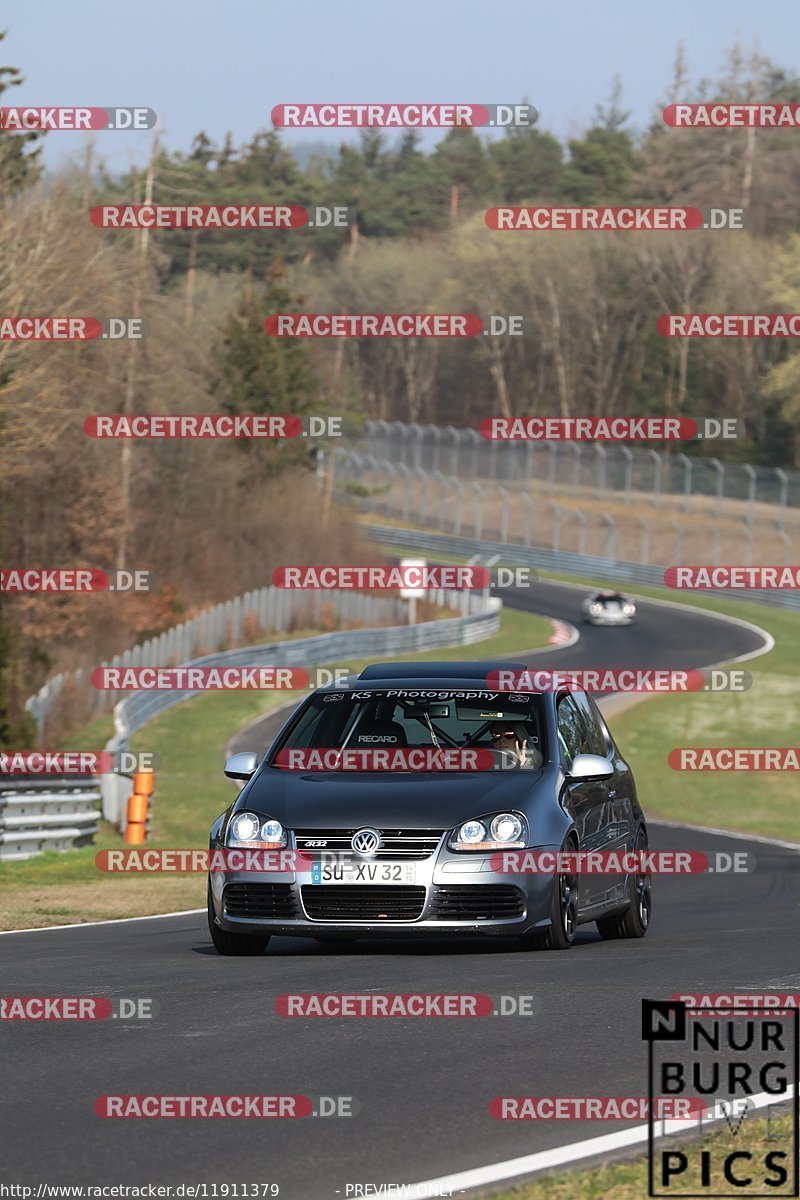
[382,1089,796,1198]
[648,817,800,852]
[0,908,204,936]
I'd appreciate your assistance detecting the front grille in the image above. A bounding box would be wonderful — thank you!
[301,885,426,922]
[430,885,525,921]
[224,883,296,920]
[295,829,444,861]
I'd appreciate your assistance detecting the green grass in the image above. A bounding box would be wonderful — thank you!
[377,531,799,843]
[489,1112,795,1199]
[0,604,553,929]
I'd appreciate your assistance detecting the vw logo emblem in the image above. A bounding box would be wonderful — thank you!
[351,828,381,857]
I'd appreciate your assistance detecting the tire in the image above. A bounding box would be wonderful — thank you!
[596,831,651,940]
[207,883,270,956]
[519,840,578,951]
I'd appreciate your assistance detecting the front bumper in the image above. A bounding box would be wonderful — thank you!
[209,850,558,939]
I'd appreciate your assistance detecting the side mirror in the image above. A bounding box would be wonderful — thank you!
[224,751,259,781]
[567,753,613,781]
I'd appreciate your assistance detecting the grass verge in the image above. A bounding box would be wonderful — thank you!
[377,529,800,843]
[489,1111,794,1200]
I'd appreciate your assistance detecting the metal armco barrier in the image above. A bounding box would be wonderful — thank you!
[97,591,502,826]
[107,590,500,752]
[0,776,102,861]
[363,523,800,613]
[26,586,412,741]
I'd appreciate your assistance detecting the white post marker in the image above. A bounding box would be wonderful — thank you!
[399,557,426,625]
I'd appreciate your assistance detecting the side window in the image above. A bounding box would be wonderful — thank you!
[556,695,591,767]
[573,692,609,757]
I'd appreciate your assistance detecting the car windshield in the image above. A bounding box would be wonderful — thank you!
[270,688,546,768]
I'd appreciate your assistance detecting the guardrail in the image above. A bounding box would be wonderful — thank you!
[26,586,414,742]
[0,776,102,861]
[17,588,499,852]
[363,523,800,613]
[107,588,501,752]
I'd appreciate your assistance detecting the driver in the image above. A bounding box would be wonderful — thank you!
[489,722,533,768]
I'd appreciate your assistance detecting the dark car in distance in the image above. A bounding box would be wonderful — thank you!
[207,661,651,954]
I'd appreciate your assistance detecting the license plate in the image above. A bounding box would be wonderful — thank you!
[310,861,416,885]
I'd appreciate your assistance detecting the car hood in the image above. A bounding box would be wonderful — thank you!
[239,766,545,828]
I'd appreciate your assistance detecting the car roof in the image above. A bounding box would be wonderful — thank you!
[317,661,545,693]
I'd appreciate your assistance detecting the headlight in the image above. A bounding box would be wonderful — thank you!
[228,811,287,847]
[589,603,602,614]
[491,813,523,843]
[622,603,636,616]
[456,819,487,845]
[449,813,527,851]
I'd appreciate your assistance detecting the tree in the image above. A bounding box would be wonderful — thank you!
[488,124,563,202]
[0,30,44,192]
[211,260,318,473]
[561,79,635,203]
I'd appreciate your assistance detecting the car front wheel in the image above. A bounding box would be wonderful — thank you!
[519,841,578,951]
[596,831,651,940]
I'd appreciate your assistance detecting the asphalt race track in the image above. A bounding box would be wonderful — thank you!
[3,582,796,1198]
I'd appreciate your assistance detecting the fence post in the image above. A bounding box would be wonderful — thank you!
[709,458,724,518]
[601,512,616,559]
[575,508,587,556]
[620,446,633,499]
[676,454,693,513]
[744,463,756,528]
[499,486,510,543]
[648,449,663,508]
[548,502,562,551]
[776,469,788,532]
[522,493,534,548]
[572,444,582,490]
[595,444,607,494]
[471,482,484,541]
